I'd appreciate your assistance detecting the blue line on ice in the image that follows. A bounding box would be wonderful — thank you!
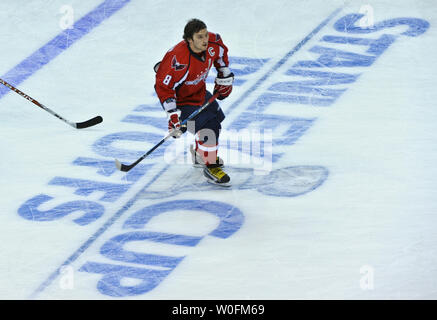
[225,6,343,115]
[0,0,131,99]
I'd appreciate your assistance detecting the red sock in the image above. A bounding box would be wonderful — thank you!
[195,139,218,166]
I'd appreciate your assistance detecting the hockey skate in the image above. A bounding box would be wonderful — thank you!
[203,164,231,186]
[190,144,224,168]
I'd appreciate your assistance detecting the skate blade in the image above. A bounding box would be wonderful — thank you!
[206,179,231,188]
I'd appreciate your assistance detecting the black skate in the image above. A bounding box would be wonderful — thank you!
[203,164,231,187]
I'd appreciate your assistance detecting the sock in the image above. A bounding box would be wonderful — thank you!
[195,139,218,166]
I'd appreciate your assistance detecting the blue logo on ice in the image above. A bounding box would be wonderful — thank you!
[79,200,244,297]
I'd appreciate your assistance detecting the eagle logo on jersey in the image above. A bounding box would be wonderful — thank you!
[171,55,187,71]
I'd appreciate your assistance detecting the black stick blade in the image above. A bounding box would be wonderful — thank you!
[115,159,132,172]
[76,116,103,129]
[115,157,145,172]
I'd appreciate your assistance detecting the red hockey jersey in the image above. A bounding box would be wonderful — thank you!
[155,32,229,107]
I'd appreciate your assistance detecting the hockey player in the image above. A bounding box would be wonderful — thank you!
[154,19,234,185]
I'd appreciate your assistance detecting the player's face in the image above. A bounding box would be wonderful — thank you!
[188,28,209,53]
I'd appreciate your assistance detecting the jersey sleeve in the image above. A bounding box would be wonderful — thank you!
[209,33,230,70]
[155,47,189,108]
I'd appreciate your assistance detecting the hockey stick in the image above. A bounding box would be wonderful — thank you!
[0,78,103,129]
[115,92,220,172]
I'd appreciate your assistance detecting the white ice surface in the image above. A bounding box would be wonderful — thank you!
[0,0,436,299]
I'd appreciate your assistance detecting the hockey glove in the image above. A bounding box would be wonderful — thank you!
[162,98,182,139]
[214,67,234,100]
[167,109,182,138]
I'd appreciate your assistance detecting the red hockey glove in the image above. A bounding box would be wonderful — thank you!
[167,109,182,138]
[162,98,182,139]
[214,68,234,100]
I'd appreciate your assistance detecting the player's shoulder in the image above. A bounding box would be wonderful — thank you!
[163,40,190,64]
[168,40,189,54]
[208,32,224,45]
